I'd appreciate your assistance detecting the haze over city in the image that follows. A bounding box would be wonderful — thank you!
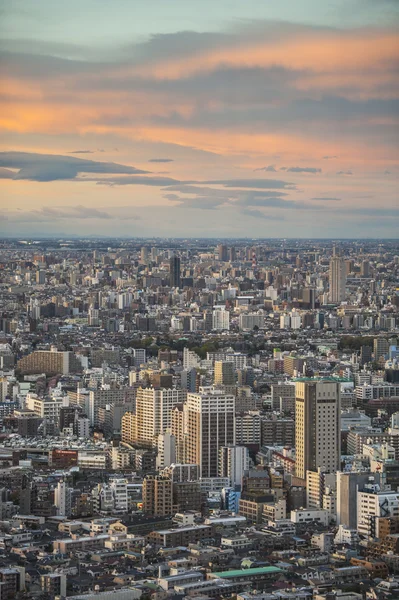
[0,0,398,238]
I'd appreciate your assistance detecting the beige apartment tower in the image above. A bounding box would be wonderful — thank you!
[136,387,183,447]
[185,388,235,477]
[295,380,341,480]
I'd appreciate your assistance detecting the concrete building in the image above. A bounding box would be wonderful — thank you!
[214,360,235,387]
[17,350,82,375]
[135,387,183,446]
[218,445,249,487]
[329,247,346,303]
[185,388,235,477]
[89,387,136,427]
[156,431,176,469]
[295,379,341,480]
[142,475,173,516]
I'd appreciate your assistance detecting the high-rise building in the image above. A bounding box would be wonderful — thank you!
[214,361,235,387]
[140,246,149,264]
[185,388,235,477]
[156,431,176,469]
[218,445,249,488]
[329,247,346,303]
[54,481,72,517]
[181,368,198,392]
[295,379,341,480]
[136,387,183,446]
[212,307,230,330]
[121,412,137,445]
[89,388,136,427]
[142,475,173,516]
[374,337,389,362]
[217,244,228,262]
[169,255,181,288]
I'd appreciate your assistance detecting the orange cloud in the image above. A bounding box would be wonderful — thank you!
[125,30,399,80]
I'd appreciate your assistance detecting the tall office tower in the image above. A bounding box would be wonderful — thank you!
[374,337,389,362]
[185,388,235,477]
[218,445,249,488]
[142,475,173,516]
[329,247,346,303]
[214,361,235,387]
[229,246,236,262]
[136,387,183,446]
[140,246,149,264]
[361,260,370,278]
[217,244,228,262]
[360,345,373,366]
[36,270,46,285]
[169,255,181,288]
[212,307,230,330]
[295,380,341,480]
[302,287,316,309]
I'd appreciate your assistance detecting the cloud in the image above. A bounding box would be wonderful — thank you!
[148,158,174,163]
[1,205,140,222]
[254,165,277,172]
[384,169,391,174]
[0,167,15,179]
[240,208,284,220]
[336,170,353,175]
[323,155,338,159]
[69,150,95,154]
[97,175,183,186]
[0,151,149,182]
[285,167,322,173]
[311,196,341,201]
[204,178,295,189]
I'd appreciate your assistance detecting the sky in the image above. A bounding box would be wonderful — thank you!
[0,0,398,238]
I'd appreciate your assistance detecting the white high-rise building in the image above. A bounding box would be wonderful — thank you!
[156,431,176,469]
[212,307,230,331]
[54,481,71,517]
[183,347,201,370]
[329,247,346,303]
[295,380,341,480]
[136,387,183,446]
[239,312,264,331]
[218,445,249,488]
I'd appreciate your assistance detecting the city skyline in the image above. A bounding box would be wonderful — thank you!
[0,0,398,238]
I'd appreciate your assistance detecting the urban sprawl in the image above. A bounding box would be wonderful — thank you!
[0,237,398,600]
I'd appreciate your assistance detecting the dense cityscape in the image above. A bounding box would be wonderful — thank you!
[0,237,398,599]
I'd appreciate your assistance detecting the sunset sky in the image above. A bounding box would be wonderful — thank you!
[0,0,398,238]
